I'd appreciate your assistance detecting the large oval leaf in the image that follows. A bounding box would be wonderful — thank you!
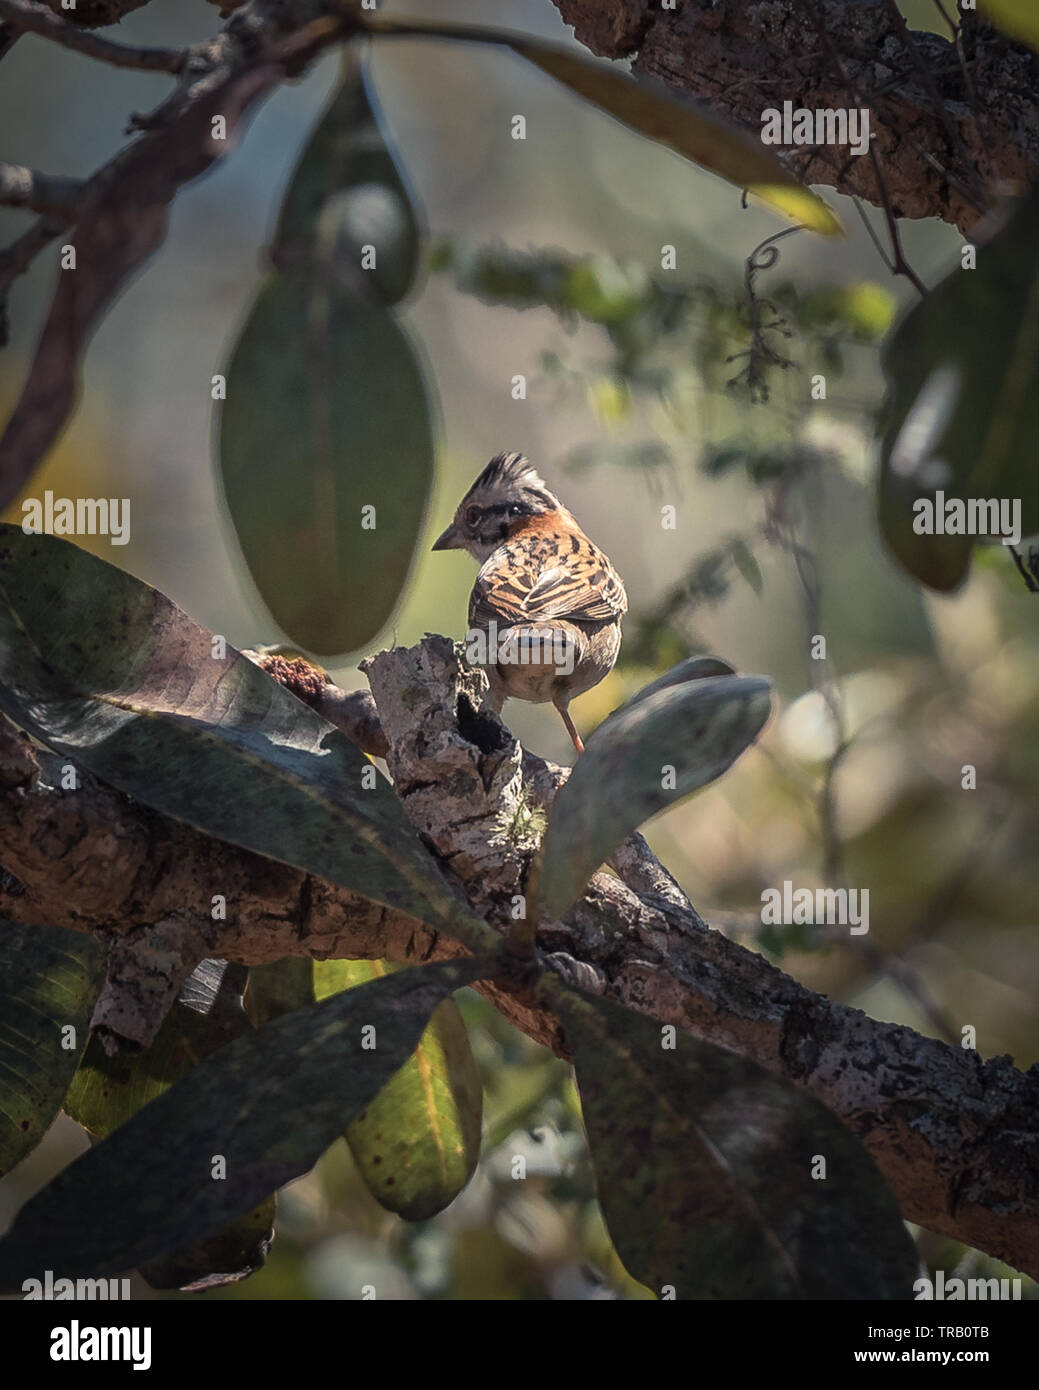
[621,655,735,707]
[550,984,917,1299]
[0,528,497,955]
[218,271,435,656]
[0,958,490,1286]
[316,959,482,1221]
[274,47,423,306]
[0,922,103,1176]
[878,189,1039,591]
[538,671,771,919]
[363,18,841,235]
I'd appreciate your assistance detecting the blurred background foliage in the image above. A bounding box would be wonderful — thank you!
[0,0,1036,1298]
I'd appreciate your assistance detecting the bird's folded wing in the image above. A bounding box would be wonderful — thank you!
[469,548,627,630]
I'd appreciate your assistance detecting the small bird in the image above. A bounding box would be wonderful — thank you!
[432,451,627,755]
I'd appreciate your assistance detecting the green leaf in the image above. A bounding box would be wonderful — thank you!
[0,958,491,1286]
[566,258,648,323]
[363,18,842,235]
[65,960,248,1138]
[315,960,482,1221]
[244,959,315,1029]
[217,270,434,656]
[65,960,276,1291]
[217,44,431,656]
[0,922,103,1176]
[802,281,896,340]
[729,538,763,595]
[0,528,498,955]
[549,984,917,1299]
[538,669,771,919]
[274,47,423,307]
[625,656,736,708]
[137,1200,276,1293]
[979,1,1039,52]
[878,190,1039,591]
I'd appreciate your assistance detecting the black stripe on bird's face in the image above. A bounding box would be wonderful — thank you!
[462,495,554,543]
[450,454,560,560]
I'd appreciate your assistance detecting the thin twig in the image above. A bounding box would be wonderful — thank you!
[880,0,987,212]
[867,145,928,297]
[853,937,961,1044]
[898,130,990,211]
[0,162,84,217]
[0,0,183,72]
[930,0,958,39]
[797,0,927,298]
[942,5,1000,194]
[1009,545,1039,593]
[852,195,895,273]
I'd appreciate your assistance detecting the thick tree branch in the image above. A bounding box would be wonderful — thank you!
[0,718,445,979]
[2,637,1036,1276]
[552,0,1039,233]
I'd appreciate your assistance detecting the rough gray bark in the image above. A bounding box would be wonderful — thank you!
[2,635,1037,1279]
[553,0,1039,233]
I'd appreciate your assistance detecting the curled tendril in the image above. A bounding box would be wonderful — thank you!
[728,226,804,401]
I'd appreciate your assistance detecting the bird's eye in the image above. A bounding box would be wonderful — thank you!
[464,505,481,527]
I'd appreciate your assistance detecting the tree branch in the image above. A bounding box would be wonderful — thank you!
[0,214,63,346]
[0,0,184,70]
[552,0,1039,233]
[0,5,349,504]
[0,163,84,217]
[3,636,1035,1276]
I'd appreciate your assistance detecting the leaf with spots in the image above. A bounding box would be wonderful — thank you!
[548,983,917,1299]
[316,959,483,1221]
[0,957,493,1286]
[0,921,103,1176]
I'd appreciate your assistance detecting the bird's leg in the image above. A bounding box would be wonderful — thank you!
[553,692,584,756]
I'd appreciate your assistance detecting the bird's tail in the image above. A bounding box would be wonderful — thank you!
[497,622,587,679]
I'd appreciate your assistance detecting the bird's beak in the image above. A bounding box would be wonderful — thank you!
[432,522,463,552]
